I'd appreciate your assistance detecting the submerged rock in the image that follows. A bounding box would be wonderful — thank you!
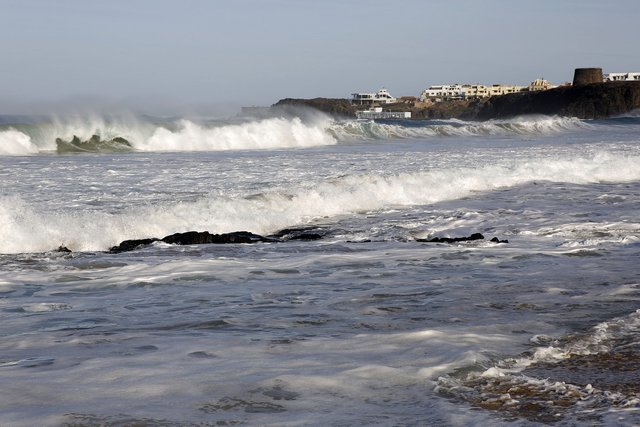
[109,231,276,253]
[268,226,327,241]
[109,238,160,253]
[417,233,485,243]
[55,134,131,153]
[490,237,509,244]
[161,230,274,245]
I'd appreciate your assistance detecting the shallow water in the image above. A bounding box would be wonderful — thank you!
[1,114,639,425]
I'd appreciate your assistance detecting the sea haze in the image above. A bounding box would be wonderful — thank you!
[1,113,639,425]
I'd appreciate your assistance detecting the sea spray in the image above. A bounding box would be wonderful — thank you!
[0,129,39,155]
[140,116,337,151]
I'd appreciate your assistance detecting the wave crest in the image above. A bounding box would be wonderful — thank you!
[0,129,39,155]
[2,151,639,254]
[140,117,337,152]
[329,115,591,141]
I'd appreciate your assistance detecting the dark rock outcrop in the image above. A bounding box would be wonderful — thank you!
[416,233,509,244]
[271,98,357,118]
[472,82,640,120]
[416,233,485,243]
[268,226,327,241]
[109,238,160,253]
[490,237,509,244]
[161,230,271,245]
[55,134,131,153]
[109,231,275,253]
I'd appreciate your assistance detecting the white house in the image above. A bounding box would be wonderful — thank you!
[420,84,465,102]
[527,78,556,91]
[351,88,397,106]
[604,72,640,82]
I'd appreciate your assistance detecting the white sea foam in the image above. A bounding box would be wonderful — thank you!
[140,117,337,151]
[0,129,39,155]
[0,114,598,155]
[1,151,639,254]
[477,309,640,379]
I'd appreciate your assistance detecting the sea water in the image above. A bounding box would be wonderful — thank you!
[0,112,639,426]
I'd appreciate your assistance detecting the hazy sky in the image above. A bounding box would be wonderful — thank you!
[1,0,638,115]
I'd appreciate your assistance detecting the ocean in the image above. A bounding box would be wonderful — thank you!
[1,111,639,426]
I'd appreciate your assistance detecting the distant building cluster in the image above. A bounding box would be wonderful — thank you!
[419,79,555,102]
[351,69,639,109]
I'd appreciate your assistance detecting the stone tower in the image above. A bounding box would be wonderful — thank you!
[573,68,603,85]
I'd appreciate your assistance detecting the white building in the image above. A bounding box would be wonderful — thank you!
[527,78,556,91]
[420,83,527,101]
[420,84,465,102]
[604,72,640,82]
[351,88,397,106]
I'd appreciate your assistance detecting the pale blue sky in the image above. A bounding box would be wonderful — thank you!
[0,0,638,114]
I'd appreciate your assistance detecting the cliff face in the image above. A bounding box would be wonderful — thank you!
[472,82,640,120]
[272,98,357,118]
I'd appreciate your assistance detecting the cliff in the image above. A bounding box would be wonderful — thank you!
[272,98,357,118]
[272,82,640,121]
[472,81,640,120]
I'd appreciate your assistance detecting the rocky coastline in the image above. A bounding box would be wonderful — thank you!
[273,81,640,121]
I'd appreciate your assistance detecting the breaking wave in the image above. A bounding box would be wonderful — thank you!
[0,115,337,155]
[0,129,40,155]
[328,115,592,140]
[1,151,639,254]
[0,113,602,156]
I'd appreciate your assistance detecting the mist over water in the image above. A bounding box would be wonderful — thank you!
[1,113,640,426]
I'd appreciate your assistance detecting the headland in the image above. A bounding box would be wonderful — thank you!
[272,68,640,121]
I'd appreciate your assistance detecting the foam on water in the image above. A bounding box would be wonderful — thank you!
[1,151,639,254]
[1,112,640,425]
[0,129,39,155]
[437,309,640,424]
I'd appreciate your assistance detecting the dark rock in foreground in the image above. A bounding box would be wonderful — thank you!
[109,231,275,253]
[267,226,328,241]
[109,238,161,253]
[417,233,485,243]
[161,230,272,245]
[108,228,507,254]
[416,233,508,244]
